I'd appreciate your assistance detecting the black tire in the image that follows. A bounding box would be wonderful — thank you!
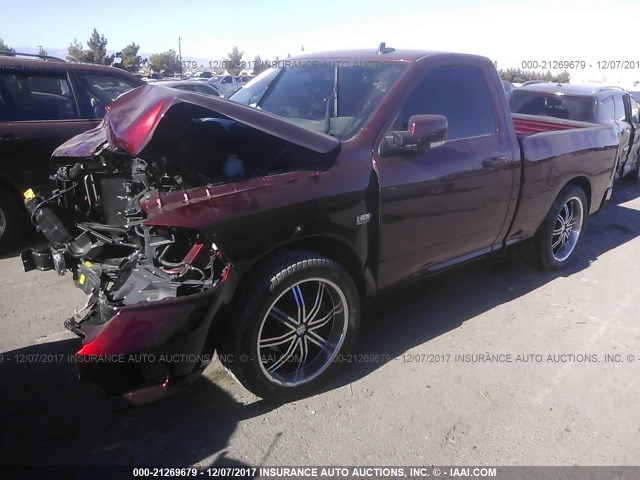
[0,188,21,253]
[520,184,588,270]
[219,249,360,401]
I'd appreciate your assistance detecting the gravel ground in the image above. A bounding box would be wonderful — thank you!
[1,184,639,468]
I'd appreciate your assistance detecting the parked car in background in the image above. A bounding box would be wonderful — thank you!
[21,48,617,405]
[509,83,640,181]
[154,80,221,96]
[210,74,243,97]
[0,52,144,250]
[141,73,165,82]
[629,90,640,103]
[192,71,213,79]
[521,80,549,86]
[502,80,515,97]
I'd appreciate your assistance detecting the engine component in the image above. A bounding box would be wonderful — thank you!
[20,249,54,272]
[24,196,74,244]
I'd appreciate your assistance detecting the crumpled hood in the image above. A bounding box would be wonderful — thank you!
[53,84,340,158]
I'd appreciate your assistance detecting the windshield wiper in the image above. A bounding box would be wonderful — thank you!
[323,65,338,134]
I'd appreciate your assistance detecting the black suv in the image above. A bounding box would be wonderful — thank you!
[0,52,144,250]
[509,83,640,182]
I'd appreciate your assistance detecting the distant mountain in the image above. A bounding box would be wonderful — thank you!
[14,46,67,59]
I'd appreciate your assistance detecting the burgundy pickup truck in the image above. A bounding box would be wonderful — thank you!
[21,46,618,405]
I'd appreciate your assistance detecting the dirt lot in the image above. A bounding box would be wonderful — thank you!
[1,184,639,468]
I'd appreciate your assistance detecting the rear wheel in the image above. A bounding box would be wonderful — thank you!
[219,249,360,401]
[521,184,587,270]
[0,188,21,252]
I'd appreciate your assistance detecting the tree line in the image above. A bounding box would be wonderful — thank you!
[1,33,264,76]
[499,68,571,84]
[2,36,572,83]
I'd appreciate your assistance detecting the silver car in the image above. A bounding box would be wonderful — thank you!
[153,80,221,97]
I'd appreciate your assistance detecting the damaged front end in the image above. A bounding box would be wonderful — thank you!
[21,84,339,405]
[21,146,233,405]
[19,87,244,405]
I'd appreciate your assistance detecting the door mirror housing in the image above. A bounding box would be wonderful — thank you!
[407,114,448,147]
[379,114,448,157]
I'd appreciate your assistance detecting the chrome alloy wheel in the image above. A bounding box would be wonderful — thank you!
[257,278,349,387]
[551,196,584,262]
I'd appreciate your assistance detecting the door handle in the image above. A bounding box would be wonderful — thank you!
[482,156,507,169]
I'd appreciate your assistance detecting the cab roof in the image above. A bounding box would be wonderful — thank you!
[290,48,493,65]
[0,54,142,78]
[517,82,625,96]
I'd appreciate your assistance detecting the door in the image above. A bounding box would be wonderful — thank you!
[374,64,517,288]
[612,92,633,176]
[0,70,95,193]
[218,75,235,97]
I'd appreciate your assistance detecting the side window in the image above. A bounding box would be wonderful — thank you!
[599,96,615,122]
[391,65,496,140]
[0,72,78,121]
[194,85,214,95]
[221,76,232,84]
[76,73,140,118]
[613,93,626,122]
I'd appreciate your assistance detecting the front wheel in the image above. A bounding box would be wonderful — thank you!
[219,249,360,401]
[521,184,588,270]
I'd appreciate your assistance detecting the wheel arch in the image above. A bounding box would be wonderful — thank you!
[282,235,372,302]
[0,174,22,208]
[565,176,591,212]
[207,233,371,351]
[233,234,370,304]
[531,176,591,236]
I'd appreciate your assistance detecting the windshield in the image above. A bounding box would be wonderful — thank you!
[229,62,406,139]
[509,90,597,122]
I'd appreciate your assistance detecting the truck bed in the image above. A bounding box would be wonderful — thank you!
[513,113,593,136]
[507,113,619,243]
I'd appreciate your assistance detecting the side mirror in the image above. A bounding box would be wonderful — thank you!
[379,114,448,157]
[407,114,448,147]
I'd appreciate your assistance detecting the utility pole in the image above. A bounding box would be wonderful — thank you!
[178,36,182,76]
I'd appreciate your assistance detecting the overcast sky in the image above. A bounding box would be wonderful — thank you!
[1,0,639,85]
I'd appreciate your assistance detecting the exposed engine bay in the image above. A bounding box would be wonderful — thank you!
[22,147,231,337]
